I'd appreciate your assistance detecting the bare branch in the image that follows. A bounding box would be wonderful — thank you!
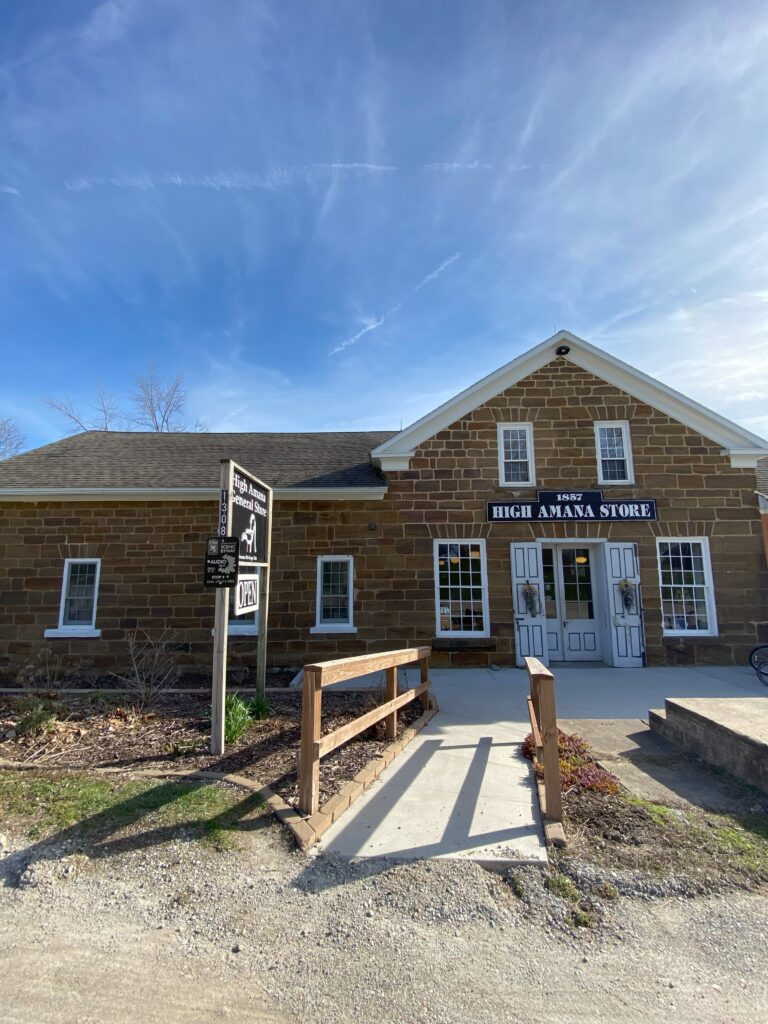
[46,387,122,433]
[0,415,25,459]
[131,367,188,432]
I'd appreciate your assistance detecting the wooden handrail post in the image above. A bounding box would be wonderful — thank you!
[298,666,322,814]
[384,665,398,740]
[419,653,430,712]
[538,673,562,822]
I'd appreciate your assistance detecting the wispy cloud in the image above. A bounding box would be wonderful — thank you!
[0,185,20,196]
[412,252,461,291]
[65,164,397,193]
[424,161,492,171]
[79,0,139,49]
[329,253,462,355]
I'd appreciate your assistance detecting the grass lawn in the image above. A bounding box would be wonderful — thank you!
[0,770,267,852]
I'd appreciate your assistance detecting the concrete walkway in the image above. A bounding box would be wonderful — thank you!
[317,668,547,867]
[317,663,765,865]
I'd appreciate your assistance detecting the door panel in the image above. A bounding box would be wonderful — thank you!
[510,543,548,666]
[559,547,600,662]
[541,547,562,659]
[605,542,645,667]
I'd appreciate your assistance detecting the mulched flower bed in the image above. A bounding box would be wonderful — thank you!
[0,690,426,811]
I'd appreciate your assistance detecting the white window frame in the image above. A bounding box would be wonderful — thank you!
[433,539,491,639]
[44,558,102,639]
[497,422,536,487]
[655,536,718,638]
[310,555,357,634]
[594,420,634,485]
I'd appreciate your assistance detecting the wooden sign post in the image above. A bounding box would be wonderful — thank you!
[210,459,272,755]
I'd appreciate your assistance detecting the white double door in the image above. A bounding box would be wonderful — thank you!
[541,546,601,661]
[511,540,645,668]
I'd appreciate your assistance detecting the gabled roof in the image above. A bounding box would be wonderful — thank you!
[371,330,768,470]
[0,430,395,502]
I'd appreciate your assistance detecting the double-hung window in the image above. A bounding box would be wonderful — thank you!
[45,558,102,638]
[656,538,718,636]
[497,423,535,487]
[434,540,490,638]
[311,555,356,633]
[595,421,634,484]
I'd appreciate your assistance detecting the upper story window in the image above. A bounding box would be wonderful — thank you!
[656,538,717,637]
[45,558,102,638]
[311,555,357,633]
[594,421,634,484]
[497,423,535,487]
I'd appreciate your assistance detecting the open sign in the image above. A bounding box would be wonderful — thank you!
[235,573,260,615]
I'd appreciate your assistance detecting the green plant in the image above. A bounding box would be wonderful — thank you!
[571,907,594,928]
[545,872,580,901]
[245,695,271,721]
[16,699,58,737]
[507,871,527,900]
[596,881,620,901]
[224,694,253,744]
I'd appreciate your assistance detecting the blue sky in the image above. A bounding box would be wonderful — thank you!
[1,0,768,450]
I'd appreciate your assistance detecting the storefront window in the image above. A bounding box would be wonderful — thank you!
[656,539,717,636]
[434,540,489,637]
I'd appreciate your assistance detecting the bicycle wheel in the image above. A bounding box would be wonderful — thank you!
[758,662,768,687]
[748,645,768,670]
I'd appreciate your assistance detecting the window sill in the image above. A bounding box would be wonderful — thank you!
[433,636,493,648]
[310,625,358,635]
[210,627,259,637]
[44,628,101,639]
[597,480,636,487]
[498,481,536,489]
[662,632,719,641]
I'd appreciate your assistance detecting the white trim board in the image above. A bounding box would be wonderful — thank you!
[371,330,768,469]
[0,486,388,503]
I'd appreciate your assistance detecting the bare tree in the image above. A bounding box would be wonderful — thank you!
[0,415,24,459]
[47,385,123,433]
[131,367,188,432]
[48,369,207,435]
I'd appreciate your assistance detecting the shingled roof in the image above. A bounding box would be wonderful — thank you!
[0,431,396,492]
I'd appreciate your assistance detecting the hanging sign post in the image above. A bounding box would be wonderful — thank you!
[210,459,272,755]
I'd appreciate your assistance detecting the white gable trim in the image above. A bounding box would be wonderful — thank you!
[371,330,768,470]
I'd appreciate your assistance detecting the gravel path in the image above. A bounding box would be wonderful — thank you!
[1,813,766,1024]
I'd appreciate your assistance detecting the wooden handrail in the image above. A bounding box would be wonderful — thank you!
[298,646,432,814]
[523,656,562,823]
[303,646,431,687]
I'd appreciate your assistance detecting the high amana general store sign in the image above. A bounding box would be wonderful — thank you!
[487,490,658,522]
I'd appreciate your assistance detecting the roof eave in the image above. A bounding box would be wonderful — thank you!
[0,486,388,503]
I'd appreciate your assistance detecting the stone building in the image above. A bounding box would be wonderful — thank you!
[1,330,766,679]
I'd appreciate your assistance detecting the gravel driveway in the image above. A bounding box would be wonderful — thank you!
[1,812,766,1024]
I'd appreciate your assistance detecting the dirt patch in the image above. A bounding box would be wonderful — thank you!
[560,789,768,893]
[0,691,425,810]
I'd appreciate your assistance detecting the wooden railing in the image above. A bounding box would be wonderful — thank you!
[298,646,431,815]
[524,656,563,823]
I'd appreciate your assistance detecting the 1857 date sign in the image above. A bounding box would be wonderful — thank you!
[204,537,239,587]
[487,489,658,523]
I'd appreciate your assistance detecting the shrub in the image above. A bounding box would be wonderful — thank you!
[16,699,58,737]
[522,728,620,795]
[115,629,179,707]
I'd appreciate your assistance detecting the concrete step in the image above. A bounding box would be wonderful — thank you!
[648,697,768,794]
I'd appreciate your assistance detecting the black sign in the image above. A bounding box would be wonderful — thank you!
[487,490,658,523]
[219,463,271,568]
[204,537,239,587]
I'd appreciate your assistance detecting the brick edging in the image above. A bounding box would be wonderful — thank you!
[290,694,439,851]
[0,694,439,854]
